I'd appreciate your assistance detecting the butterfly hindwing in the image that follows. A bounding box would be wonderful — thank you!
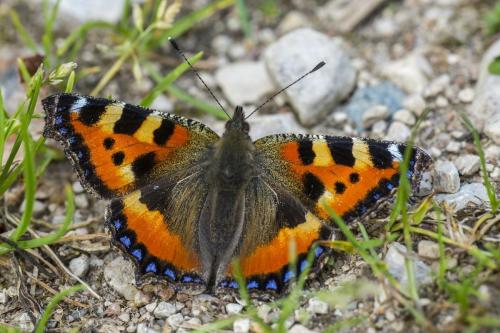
[43,93,219,199]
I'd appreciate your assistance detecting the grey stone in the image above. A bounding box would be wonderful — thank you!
[226,303,243,315]
[393,109,416,126]
[150,94,174,113]
[277,11,311,35]
[381,51,432,94]
[247,113,304,140]
[341,82,405,129]
[46,0,125,24]
[485,145,500,161]
[362,105,390,129]
[75,194,89,209]
[20,200,45,215]
[434,160,460,193]
[104,257,140,301]
[289,324,316,333]
[166,313,184,328]
[445,141,461,153]
[371,120,387,138]
[13,313,34,332]
[484,115,500,144]
[385,243,433,289]
[215,61,275,106]
[435,183,489,213]
[69,254,90,278]
[264,28,356,126]
[307,298,329,314]
[72,181,84,193]
[385,121,411,142]
[404,94,427,116]
[136,323,159,333]
[0,289,8,304]
[458,88,475,103]
[233,318,251,333]
[454,154,481,176]
[153,301,177,319]
[425,75,450,98]
[414,171,434,197]
[418,240,440,259]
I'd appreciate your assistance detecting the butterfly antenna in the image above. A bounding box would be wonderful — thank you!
[169,37,231,120]
[245,61,326,119]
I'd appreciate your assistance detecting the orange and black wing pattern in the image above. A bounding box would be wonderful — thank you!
[43,93,218,288]
[218,134,431,293]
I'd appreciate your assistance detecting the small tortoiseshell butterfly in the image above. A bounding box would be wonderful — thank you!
[42,80,431,294]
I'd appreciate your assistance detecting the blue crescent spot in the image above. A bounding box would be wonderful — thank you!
[68,136,76,145]
[219,280,228,288]
[283,270,295,283]
[228,281,238,289]
[145,262,157,273]
[247,280,259,289]
[58,127,68,135]
[55,115,63,125]
[131,248,143,261]
[84,169,90,177]
[265,279,278,290]
[163,268,176,280]
[119,236,131,248]
[193,276,203,284]
[387,182,394,190]
[359,205,367,214]
[77,151,83,159]
[407,170,413,178]
[300,259,308,272]
[315,246,324,257]
[112,219,122,230]
[181,275,193,283]
[373,192,381,200]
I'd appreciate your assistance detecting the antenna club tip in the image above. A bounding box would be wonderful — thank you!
[311,61,326,72]
[169,37,180,50]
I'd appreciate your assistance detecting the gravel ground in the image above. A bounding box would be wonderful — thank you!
[0,0,499,332]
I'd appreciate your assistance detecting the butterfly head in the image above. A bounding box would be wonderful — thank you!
[224,106,250,136]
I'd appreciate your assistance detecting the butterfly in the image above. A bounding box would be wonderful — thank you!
[42,93,431,294]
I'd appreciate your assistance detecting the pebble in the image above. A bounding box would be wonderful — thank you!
[484,145,500,161]
[277,11,311,35]
[248,113,304,140]
[458,88,475,103]
[50,0,125,24]
[418,240,440,259]
[118,312,130,322]
[484,116,500,145]
[69,254,90,278]
[381,51,432,94]
[404,94,427,116]
[0,289,7,304]
[307,298,329,314]
[233,318,251,333]
[20,200,45,216]
[445,141,461,153]
[454,154,481,176]
[425,75,450,98]
[75,194,89,209]
[384,242,433,290]
[150,95,174,113]
[371,120,387,138]
[362,105,390,129]
[436,96,449,108]
[136,323,159,333]
[434,160,460,193]
[226,303,243,315]
[435,183,489,213]
[385,121,411,142]
[393,109,416,126]
[211,35,232,55]
[289,324,316,333]
[215,61,275,106]
[153,301,177,319]
[414,171,434,197]
[72,181,84,193]
[166,313,184,328]
[14,313,34,332]
[264,28,356,126]
[104,257,141,301]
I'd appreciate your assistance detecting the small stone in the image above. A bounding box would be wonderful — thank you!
[393,109,416,126]
[69,254,90,278]
[54,0,125,24]
[0,290,8,304]
[435,183,489,213]
[454,154,481,176]
[289,324,315,333]
[362,105,390,129]
[20,200,45,215]
[233,318,251,333]
[182,317,202,329]
[385,121,410,142]
[434,160,460,193]
[264,28,356,126]
[414,171,433,197]
[277,11,311,35]
[215,61,275,106]
[154,301,177,319]
[75,194,89,209]
[332,111,348,124]
[14,313,34,332]
[385,243,433,289]
[258,304,272,323]
[445,141,461,153]
[119,312,130,322]
[418,240,440,259]
[458,88,474,103]
[150,95,174,113]
[226,303,243,315]
[484,116,500,145]
[145,302,157,313]
[247,113,303,140]
[436,96,449,108]
[104,257,140,301]
[485,145,500,161]
[211,35,232,55]
[404,95,426,116]
[166,313,184,328]
[381,51,432,94]
[72,181,84,193]
[136,323,159,333]
[371,120,387,138]
[307,298,329,314]
[425,75,450,97]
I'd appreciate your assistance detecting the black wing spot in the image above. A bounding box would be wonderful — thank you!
[334,181,346,194]
[114,104,150,135]
[103,137,115,150]
[302,172,325,202]
[153,119,175,145]
[368,142,393,169]
[298,140,315,165]
[79,103,106,126]
[132,152,156,177]
[349,172,360,184]
[327,137,355,167]
[112,151,125,165]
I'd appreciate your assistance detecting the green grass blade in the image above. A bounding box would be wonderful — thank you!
[140,51,203,107]
[34,284,84,333]
[235,0,252,39]
[0,323,21,333]
[0,90,6,175]
[57,21,115,57]
[167,85,228,119]
[65,71,76,93]
[42,0,62,68]
[9,10,39,52]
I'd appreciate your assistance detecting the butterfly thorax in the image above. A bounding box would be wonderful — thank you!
[199,106,256,289]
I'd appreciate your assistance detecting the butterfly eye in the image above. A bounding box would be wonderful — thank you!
[242,122,250,133]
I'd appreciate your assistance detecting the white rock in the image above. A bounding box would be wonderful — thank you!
[485,145,500,161]
[151,94,174,113]
[14,313,34,332]
[385,121,411,142]
[136,323,159,333]
[20,200,45,215]
[307,298,329,314]
[248,113,304,140]
[385,243,433,289]
[436,96,449,108]
[381,51,432,94]
[72,181,84,193]
[119,312,130,322]
[404,95,427,116]
[277,11,311,35]
[458,88,475,103]
[264,28,356,126]
[414,171,434,197]
[393,109,416,126]
[226,303,243,315]
[215,61,275,106]
[484,115,500,145]
[153,301,177,319]
[362,105,390,129]
[75,194,89,209]
[211,35,232,55]
[445,141,461,153]
[418,240,440,259]
[233,318,251,333]
[166,313,184,328]
[104,257,140,301]
[425,75,450,97]
[435,183,490,213]
[454,154,481,176]
[434,160,460,193]
[289,324,316,333]
[0,290,8,304]
[45,0,124,24]
[69,254,90,278]
[371,120,387,138]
